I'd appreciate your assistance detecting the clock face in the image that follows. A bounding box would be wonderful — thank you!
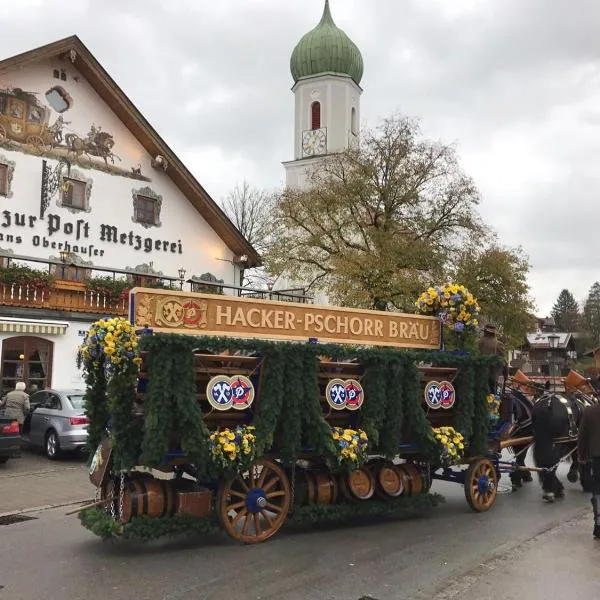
[302,128,327,157]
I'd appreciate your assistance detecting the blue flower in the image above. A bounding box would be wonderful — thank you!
[454,322,465,332]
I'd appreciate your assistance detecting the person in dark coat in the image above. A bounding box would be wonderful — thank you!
[578,401,600,539]
[479,324,509,414]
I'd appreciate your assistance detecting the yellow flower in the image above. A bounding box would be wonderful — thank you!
[104,346,115,355]
[349,452,357,461]
[440,436,448,444]
[359,432,368,440]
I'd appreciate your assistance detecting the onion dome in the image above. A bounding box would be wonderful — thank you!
[290,0,364,85]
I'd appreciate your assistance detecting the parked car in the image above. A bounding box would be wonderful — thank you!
[22,389,89,459]
[0,410,21,464]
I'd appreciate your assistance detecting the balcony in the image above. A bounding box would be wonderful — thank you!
[0,253,313,318]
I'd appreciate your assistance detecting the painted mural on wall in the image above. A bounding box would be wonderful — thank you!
[0,86,149,182]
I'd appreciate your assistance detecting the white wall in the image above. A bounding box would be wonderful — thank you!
[0,58,236,282]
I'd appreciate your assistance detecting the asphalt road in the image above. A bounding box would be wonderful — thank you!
[0,460,591,600]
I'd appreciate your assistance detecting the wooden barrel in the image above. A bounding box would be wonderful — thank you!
[294,470,338,505]
[121,477,176,522]
[338,467,376,501]
[396,464,425,496]
[371,462,405,499]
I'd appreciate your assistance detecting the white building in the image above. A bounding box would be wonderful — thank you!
[0,36,258,393]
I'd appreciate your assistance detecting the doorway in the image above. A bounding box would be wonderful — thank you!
[0,336,53,395]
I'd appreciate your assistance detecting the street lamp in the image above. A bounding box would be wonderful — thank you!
[178,267,186,290]
[547,334,560,389]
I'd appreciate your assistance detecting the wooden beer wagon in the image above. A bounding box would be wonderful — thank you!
[80,288,503,544]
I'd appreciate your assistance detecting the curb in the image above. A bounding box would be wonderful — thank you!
[0,497,93,519]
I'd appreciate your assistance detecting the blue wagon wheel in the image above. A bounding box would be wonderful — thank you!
[217,458,290,544]
[464,457,498,512]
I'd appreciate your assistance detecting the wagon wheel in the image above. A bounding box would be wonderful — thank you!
[464,457,498,512]
[0,124,6,143]
[26,135,47,155]
[217,458,290,544]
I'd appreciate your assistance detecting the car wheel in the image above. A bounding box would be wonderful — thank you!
[45,430,61,460]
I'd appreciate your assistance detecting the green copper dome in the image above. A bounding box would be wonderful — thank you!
[290,0,364,85]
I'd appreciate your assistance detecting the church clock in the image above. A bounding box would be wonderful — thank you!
[302,128,327,157]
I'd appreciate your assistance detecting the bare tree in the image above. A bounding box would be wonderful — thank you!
[220,181,276,288]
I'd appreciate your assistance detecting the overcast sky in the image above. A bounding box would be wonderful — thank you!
[3,0,600,316]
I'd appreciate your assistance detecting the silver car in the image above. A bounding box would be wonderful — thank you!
[22,389,88,459]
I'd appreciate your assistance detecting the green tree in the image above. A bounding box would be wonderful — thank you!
[551,289,580,332]
[265,114,483,311]
[584,282,600,345]
[452,242,536,349]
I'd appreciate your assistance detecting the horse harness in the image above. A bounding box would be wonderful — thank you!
[535,392,579,439]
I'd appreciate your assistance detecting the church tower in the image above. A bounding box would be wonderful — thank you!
[283,0,364,189]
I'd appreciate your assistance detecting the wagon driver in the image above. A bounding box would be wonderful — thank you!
[478,324,510,419]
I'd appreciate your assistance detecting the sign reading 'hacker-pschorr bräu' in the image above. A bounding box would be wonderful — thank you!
[130,288,441,350]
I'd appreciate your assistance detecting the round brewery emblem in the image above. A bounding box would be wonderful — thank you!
[344,380,364,411]
[182,300,203,328]
[326,378,365,411]
[424,380,442,410]
[230,375,255,410]
[206,375,234,411]
[439,380,456,409]
[326,378,347,410]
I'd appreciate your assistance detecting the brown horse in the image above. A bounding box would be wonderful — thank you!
[65,130,120,166]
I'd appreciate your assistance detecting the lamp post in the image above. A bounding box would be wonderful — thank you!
[178,267,186,290]
[547,334,560,391]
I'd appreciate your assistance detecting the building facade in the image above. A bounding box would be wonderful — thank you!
[0,37,258,394]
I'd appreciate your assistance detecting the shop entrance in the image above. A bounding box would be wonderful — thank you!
[0,336,53,395]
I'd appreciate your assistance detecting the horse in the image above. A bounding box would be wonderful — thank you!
[530,390,590,501]
[65,130,120,166]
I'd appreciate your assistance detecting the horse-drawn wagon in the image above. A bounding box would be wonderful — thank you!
[0,88,54,153]
[79,287,508,544]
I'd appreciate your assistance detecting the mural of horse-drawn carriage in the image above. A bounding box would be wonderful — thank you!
[0,86,140,178]
[0,88,54,153]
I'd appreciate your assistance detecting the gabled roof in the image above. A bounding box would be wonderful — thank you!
[0,36,260,267]
[525,332,573,349]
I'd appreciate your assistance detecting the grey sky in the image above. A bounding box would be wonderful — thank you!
[3,0,600,315]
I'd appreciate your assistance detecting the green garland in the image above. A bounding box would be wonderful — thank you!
[84,333,501,474]
[82,364,108,455]
[79,493,443,541]
[79,508,219,541]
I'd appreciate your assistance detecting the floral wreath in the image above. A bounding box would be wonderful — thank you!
[433,426,465,466]
[416,283,480,333]
[209,425,257,474]
[78,317,142,375]
[331,427,369,471]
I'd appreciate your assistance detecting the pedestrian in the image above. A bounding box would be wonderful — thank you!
[0,381,30,434]
[577,400,600,539]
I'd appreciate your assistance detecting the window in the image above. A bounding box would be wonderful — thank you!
[0,336,53,395]
[45,393,62,410]
[45,86,72,113]
[311,101,321,130]
[62,178,86,209]
[135,195,158,225]
[53,69,60,79]
[351,107,357,135]
[0,164,7,196]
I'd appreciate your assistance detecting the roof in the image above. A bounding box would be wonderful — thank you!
[290,0,364,85]
[0,36,260,268]
[525,332,573,349]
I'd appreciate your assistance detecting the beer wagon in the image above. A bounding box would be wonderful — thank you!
[80,288,502,544]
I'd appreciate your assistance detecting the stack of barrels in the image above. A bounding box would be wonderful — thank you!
[293,461,428,506]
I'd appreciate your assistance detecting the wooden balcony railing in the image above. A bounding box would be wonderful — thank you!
[0,281,128,316]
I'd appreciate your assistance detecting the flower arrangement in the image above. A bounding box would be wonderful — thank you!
[432,426,465,466]
[208,425,257,474]
[0,265,54,294]
[331,427,369,471]
[416,283,480,333]
[487,393,501,425]
[78,317,142,375]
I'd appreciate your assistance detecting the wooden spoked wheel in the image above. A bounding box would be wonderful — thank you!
[217,458,291,544]
[26,135,46,154]
[464,458,498,512]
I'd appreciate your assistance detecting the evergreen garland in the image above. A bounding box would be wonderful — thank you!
[453,363,475,441]
[377,357,405,457]
[83,364,108,454]
[358,353,388,448]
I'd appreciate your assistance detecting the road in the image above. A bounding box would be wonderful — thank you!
[0,458,594,600]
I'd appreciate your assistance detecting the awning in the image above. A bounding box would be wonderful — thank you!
[0,318,69,335]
